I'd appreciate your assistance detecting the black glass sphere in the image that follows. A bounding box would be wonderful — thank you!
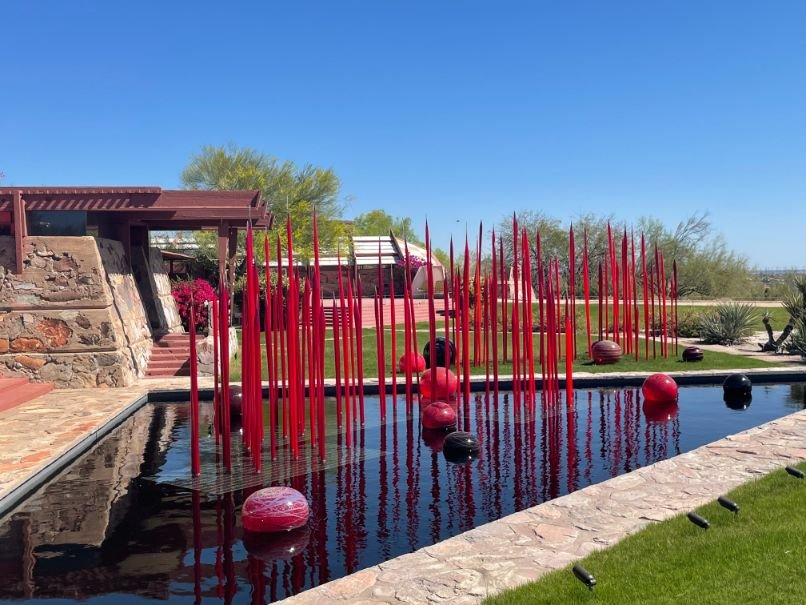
[423,337,457,369]
[723,374,752,398]
[442,431,480,464]
[229,385,243,417]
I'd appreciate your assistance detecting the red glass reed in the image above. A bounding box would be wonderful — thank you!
[511,216,520,400]
[353,274,365,424]
[377,241,387,415]
[212,298,220,445]
[597,262,603,342]
[491,230,499,394]
[536,233,546,395]
[582,230,592,358]
[461,236,471,403]
[285,219,300,459]
[189,303,200,476]
[391,265,398,406]
[218,276,231,472]
[660,252,668,358]
[641,233,649,360]
[569,225,577,358]
[426,224,438,400]
[500,236,508,363]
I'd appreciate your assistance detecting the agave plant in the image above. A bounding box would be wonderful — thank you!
[782,275,806,322]
[699,302,758,345]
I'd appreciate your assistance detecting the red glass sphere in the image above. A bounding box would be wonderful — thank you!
[641,373,679,402]
[419,367,459,400]
[398,351,426,374]
[242,487,310,533]
[421,400,457,430]
[591,340,622,364]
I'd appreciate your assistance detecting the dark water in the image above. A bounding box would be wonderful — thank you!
[2,383,805,604]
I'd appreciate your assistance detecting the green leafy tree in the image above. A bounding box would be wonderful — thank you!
[351,209,422,244]
[181,144,347,262]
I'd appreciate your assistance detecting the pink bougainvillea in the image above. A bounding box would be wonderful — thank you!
[171,279,217,333]
[396,255,427,269]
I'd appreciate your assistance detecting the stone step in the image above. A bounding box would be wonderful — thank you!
[0,380,54,414]
[152,349,192,358]
[147,359,190,371]
[145,368,190,378]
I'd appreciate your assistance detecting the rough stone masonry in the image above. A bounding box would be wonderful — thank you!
[0,236,178,388]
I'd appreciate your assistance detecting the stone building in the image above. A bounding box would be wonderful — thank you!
[0,187,268,388]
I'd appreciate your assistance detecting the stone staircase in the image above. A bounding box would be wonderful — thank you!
[145,333,203,378]
[0,376,54,414]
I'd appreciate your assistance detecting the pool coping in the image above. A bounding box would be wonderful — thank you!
[1,366,805,602]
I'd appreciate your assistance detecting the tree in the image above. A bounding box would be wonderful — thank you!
[181,144,347,262]
[351,209,422,244]
[496,209,752,299]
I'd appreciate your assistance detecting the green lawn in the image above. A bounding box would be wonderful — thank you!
[483,462,806,605]
[228,317,778,382]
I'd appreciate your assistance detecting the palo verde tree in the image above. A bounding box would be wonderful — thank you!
[351,209,422,244]
[181,144,347,263]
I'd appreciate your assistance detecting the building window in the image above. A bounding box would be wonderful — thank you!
[27,211,88,236]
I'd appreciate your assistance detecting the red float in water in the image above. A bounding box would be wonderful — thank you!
[421,400,457,430]
[419,367,459,400]
[642,373,679,402]
[398,351,426,374]
[242,487,310,533]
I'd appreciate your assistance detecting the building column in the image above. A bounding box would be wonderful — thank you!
[12,190,26,274]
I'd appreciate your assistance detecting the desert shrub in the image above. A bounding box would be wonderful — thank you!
[698,302,758,345]
[676,309,707,338]
[172,279,217,333]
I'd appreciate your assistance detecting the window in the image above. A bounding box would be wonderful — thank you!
[27,211,87,236]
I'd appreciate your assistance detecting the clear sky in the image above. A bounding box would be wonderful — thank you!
[2,1,805,267]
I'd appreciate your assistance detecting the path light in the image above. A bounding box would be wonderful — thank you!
[572,564,596,591]
[687,512,710,529]
[718,496,740,515]
[785,466,805,480]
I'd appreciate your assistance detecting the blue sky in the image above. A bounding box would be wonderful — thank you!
[2,1,805,267]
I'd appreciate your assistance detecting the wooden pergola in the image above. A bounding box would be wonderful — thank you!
[0,187,271,281]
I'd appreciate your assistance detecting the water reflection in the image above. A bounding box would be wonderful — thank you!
[0,383,803,604]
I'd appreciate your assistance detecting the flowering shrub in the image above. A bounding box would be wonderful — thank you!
[395,255,428,269]
[171,279,217,333]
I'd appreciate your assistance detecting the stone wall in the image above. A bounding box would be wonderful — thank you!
[148,247,183,333]
[0,236,154,388]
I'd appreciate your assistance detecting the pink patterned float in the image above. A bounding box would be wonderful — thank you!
[242,487,310,533]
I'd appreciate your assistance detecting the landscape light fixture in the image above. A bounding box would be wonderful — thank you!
[785,466,805,480]
[572,564,597,591]
[717,496,740,515]
[687,512,710,530]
